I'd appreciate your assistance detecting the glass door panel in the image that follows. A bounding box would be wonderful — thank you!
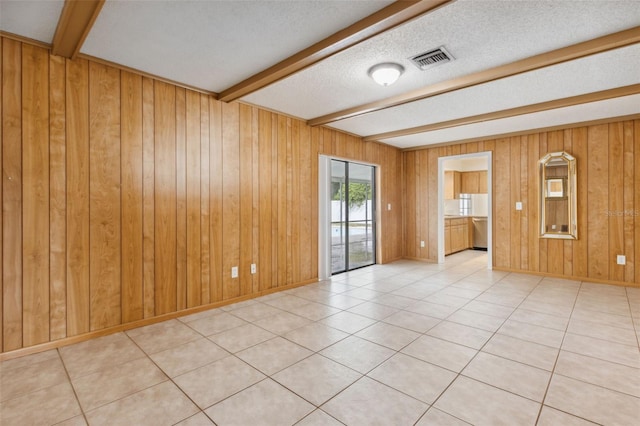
[331,160,376,274]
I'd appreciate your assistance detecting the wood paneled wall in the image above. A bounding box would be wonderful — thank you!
[403,121,640,286]
[0,37,403,355]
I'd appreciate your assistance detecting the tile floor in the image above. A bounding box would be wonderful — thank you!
[1,250,639,425]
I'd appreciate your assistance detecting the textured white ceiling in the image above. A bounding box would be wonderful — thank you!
[0,0,64,43]
[242,0,640,119]
[328,44,640,137]
[381,94,640,149]
[81,0,393,92]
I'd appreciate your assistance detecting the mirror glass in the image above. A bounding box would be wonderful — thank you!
[539,152,577,239]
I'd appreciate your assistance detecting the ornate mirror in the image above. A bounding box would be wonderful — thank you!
[539,152,577,239]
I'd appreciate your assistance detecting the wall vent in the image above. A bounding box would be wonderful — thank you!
[410,46,454,70]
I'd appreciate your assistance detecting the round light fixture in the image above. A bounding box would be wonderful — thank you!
[368,62,404,86]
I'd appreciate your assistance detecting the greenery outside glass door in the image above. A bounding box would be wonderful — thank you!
[331,160,376,274]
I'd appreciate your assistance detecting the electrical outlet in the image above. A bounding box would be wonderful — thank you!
[515,202,522,211]
[617,255,626,265]
[251,263,257,274]
[420,240,425,248]
[387,203,392,211]
[231,266,238,278]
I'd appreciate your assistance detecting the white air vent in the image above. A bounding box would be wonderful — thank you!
[410,46,454,70]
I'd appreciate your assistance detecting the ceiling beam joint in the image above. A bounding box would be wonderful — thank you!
[52,0,105,59]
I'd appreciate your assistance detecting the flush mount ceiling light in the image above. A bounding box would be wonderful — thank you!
[368,62,404,86]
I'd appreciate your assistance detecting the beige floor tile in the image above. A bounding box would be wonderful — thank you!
[0,348,59,373]
[567,318,638,346]
[322,377,428,426]
[287,302,341,321]
[346,301,399,320]
[437,286,483,300]
[85,381,198,426]
[320,335,395,374]
[570,308,635,330]
[319,311,377,334]
[150,337,229,377]
[462,300,515,319]
[562,333,640,368]
[519,299,575,318]
[126,318,184,337]
[427,320,493,349]
[342,287,383,301]
[509,308,569,331]
[208,323,275,353]
[54,415,88,426]
[404,300,459,319]
[227,302,283,322]
[355,322,420,350]
[174,355,265,409]
[0,355,68,402]
[272,354,361,405]
[324,294,367,310]
[205,379,314,426]
[73,357,167,411]
[462,352,551,401]
[498,319,564,348]
[129,320,203,354]
[178,307,223,323]
[368,353,456,404]
[236,336,313,375]
[536,406,598,425]
[254,311,312,335]
[174,412,215,426]
[424,293,472,309]
[415,408,471,425]
[482,333,559,371]
[555,350,640,397]
[545,374,640,425]
[401,335,477,372]
[446,309,505,332]
[391,283,440,299]
[382,310,440,333]
[574,297,631,317]
[264,295,313,311]
[0,381,81,426]
[370,293,416,309]
[185,312,248,336]
[60,332,145,378]
[283,322,349,352]
[220,298,258,311]
[295,409,343,426]
[434,376,540,425]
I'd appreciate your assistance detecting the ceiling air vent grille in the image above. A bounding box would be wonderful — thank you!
[410,46,454,70]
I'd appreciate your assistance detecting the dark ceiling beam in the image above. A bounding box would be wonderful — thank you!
[363,84,640,142]
[309,26,640,127]
[52,0,105,59]
[218,0,452,103]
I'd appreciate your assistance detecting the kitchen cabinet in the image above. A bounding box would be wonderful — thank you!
[445,217,471,255]
[444,171,461,200]
[460,171,488,194]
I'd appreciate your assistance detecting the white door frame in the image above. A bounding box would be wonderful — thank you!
[437,151,493,269]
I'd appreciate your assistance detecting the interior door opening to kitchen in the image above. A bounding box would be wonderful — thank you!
[438,152,492,269]
[330,159,376,275]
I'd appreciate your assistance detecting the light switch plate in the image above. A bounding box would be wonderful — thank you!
[251,263,257,274]
[231,266,238,278]
[420,241,425,248]
[515,202,523,211]
[617,255,626,265]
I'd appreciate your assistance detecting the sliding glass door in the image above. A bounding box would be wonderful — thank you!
[331,160,376,274]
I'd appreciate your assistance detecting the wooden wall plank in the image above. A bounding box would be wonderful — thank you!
[0,35,3,352]
[251,107,260,292]
[562,129,573,277]
[494,139,510,268]
[186,90,201,307]
[537,134,548,273]
[277,115,287,286]
[527,134,540,272]
[175,88,187,311]
[49,54,67,340]
[546,131,564,275]
[635,120,640,285]
[623,121,634,283]
[271,114,279,288]
[209,98,223,302]
[572,127,588,278]
[239,104,253,295]
[200,95,211,304]
[88,62,121,331]
[510,137,521,270]
[609,123,625,282]
[427,149,438,260]
[299,120,312,280]
[121,71,143,323]
[403,151,416,258]
[222,102,240,299]
[142,77,155,318]
[519,137,529,271]
[154,81,177,315]
[258,109,272,290]
[285,118,293,285]
[22,44,50,346]
[291,119,301,283]
[65,57,90,336]
[587,124,609,280]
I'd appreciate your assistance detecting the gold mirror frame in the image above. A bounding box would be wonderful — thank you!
[539,151,577,239]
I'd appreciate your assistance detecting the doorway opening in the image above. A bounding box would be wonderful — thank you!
[329,159,376,275]
[438,152,492,269]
